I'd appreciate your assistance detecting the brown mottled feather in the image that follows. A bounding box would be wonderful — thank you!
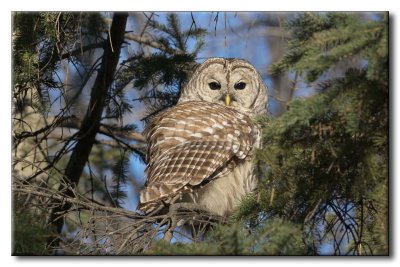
[138,101,259,212]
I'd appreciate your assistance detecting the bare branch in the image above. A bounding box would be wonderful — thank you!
[55,116,146,143]
[60,42,104,60]
[13,185,142,220]
[49,13,129,238]
[98,123,146,143]
[125,32,181,55]
[13,174,224,255]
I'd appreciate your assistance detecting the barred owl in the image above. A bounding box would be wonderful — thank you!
[138,58,268,217]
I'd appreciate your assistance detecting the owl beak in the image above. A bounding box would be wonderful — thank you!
[225,94,231,106]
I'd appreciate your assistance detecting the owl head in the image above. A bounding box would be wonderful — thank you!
[179,58,268,117]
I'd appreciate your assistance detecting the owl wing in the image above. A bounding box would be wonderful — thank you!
[138,101,259,212]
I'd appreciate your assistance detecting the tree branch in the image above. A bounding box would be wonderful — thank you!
[47,131,146,155]
[13,174,224,254]
[14,186,142,220]
[55,116,146,143]
[125,32,181,55]
[48,13,129,238]
[60,42,105,60]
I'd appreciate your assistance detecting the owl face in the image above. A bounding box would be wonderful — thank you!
[179,58,268,117]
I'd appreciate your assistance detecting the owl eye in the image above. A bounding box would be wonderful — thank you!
[208,82,221,90]
[234,82,246,90]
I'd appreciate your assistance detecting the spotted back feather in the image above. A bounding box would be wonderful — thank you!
[138,101,259,212]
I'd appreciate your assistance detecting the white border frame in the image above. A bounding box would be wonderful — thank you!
[1,1,397,265]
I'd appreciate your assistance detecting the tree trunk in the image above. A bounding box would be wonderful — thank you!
[48,13,128,245]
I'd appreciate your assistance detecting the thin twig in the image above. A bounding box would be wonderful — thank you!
[125,32,181,55]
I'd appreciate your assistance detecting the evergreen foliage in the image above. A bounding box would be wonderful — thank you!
[12,197,53,255]
[110,151,130,207]
[121,13,206,122]
[13,12,105,113]
[270,12,388,83]
[148,219,305,255]
[260,12,388,255]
